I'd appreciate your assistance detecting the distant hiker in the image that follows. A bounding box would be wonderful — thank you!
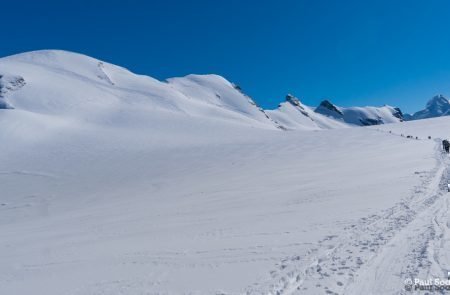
[428,136,432,140]
[443,140,450,153]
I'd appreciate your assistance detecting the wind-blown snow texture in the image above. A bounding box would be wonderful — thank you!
[2,50,450,295]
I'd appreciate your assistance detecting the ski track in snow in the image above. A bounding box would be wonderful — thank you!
[245,139,450,295]
[0,170,58,178]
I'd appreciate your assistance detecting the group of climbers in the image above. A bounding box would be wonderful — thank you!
[386,129,449,154]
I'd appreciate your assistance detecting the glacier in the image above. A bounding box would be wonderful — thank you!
[1,50,450,294]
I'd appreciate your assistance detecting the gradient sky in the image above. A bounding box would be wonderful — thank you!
[3,0,450,113]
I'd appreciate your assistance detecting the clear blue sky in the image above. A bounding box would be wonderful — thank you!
[3,0,450,113]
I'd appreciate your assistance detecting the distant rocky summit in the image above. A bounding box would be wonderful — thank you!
[406,94,450,120]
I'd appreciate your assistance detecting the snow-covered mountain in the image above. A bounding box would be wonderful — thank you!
[8,49,450,131]
[407,94,450,120]
[266,94,349,130]
[315,99,404,126]
[0,50,408,132]
[0,50,280,131]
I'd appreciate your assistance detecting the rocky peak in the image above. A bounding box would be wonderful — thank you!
[285,94,302,107]
[391,107,404,121]
[316,100,343,116]
[425,94,450,113]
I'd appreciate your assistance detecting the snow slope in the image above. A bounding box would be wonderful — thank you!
[2,50,450,295]
[315,99,404,126]
[166,74,278,127]
[266,95,349,130]
[2,110,447,295]
[0,50,279,130]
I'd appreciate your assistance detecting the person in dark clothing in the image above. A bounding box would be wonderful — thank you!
[443,140,450,153]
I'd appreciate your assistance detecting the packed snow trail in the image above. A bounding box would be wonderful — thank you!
[246,140,450,295]
[345,140,449,294]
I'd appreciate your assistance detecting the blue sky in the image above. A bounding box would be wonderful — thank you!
[3,0,450,113]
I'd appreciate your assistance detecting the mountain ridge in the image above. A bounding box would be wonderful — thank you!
[0,49,440,130]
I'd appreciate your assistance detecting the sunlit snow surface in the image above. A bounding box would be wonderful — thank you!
[1,50,450,294]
